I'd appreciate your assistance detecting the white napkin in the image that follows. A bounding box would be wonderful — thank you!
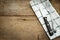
[30,0,60,40]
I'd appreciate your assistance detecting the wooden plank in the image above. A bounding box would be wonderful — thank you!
[0,16,49,40]
[0,0,60,16]
[0,0,34,15]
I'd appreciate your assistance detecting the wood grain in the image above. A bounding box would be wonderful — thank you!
[0,0,60,40]
[0,0,34,15]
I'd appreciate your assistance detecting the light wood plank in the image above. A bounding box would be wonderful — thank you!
[0,0,60,15]
[0,0,34,15]
[0,16,48,40]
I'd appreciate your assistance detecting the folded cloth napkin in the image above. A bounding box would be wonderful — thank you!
[30,0,60,40]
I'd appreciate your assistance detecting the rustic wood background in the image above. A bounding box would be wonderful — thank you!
[0,0,60,40]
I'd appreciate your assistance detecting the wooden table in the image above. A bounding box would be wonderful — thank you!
[0,0,60,40]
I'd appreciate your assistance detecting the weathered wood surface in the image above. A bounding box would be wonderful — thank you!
[0,0,60,40]
[0,0,34,15]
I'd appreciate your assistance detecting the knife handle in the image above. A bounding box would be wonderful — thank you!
[43,17,53,36]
